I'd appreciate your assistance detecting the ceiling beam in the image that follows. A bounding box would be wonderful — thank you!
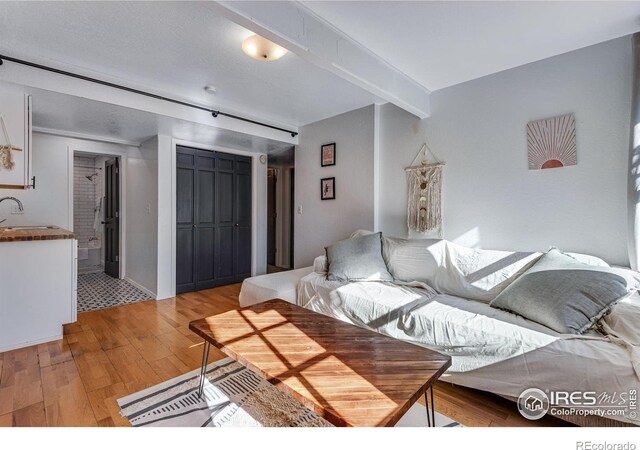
[212,1,431,119]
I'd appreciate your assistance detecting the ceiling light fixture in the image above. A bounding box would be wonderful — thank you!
[204,85,217,94]
[241,34,288,62]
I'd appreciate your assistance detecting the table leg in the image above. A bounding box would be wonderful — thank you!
[424,386,435,427]
[198,340,211,399]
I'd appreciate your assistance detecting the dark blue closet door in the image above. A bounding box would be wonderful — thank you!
[176,146,252,294]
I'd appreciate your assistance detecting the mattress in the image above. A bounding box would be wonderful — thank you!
[239,266,313,307]
[298,271,640,425]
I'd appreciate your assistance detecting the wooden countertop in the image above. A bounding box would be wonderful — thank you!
[0,226,75,242]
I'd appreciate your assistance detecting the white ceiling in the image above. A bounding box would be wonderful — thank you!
[26,86,294,153]
[303,1,640,91]
[0,1,381,128]
[0,0,638,143]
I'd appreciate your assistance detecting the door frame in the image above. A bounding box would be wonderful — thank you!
[170,139,261,298]
[68,147,126,279]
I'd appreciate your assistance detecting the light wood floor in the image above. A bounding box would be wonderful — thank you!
[0,283,568,427]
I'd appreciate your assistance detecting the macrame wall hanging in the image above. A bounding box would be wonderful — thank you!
[405,143,444,235]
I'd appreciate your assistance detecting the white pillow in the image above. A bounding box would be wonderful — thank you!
[313,255,328,274]
[433,241,542,303]
[350,229,375,239]
[382,237,443,283]
[563,252,609,267]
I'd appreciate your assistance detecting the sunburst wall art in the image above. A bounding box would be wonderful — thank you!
[526,113,576,170]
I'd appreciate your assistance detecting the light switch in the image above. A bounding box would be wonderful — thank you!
[147,203,151,215]
[297,205,303,215]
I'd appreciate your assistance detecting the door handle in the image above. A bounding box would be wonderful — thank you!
[193,224,197,228]
[234,223,239,227]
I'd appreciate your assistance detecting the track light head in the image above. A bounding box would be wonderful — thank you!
[212,111,219,118]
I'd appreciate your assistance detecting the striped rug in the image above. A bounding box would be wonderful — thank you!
[118,357,461,427]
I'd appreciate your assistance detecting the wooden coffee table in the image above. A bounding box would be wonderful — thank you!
[189,299,451,427]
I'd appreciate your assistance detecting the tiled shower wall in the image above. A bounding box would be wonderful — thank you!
[74,155,104,247]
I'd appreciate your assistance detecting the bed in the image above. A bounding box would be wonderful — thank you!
[296,241,640,427]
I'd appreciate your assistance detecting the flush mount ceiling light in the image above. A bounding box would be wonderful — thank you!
[241,34,288,62]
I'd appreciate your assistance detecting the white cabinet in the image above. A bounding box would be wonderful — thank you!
[0,87,32,189]
[0,238,76,352]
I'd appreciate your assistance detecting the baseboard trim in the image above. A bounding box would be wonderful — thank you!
[0,333,63,353]
[124,277,157,300]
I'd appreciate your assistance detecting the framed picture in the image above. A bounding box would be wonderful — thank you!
[321,143,336,167]
[321,177,335,200]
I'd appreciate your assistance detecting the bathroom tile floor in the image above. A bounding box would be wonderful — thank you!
[78,264,104,275]
[77,272,152,312]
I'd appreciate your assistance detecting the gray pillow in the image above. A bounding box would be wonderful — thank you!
[326,232,393,282]
[490,248,639,334]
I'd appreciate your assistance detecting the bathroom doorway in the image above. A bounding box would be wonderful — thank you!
[74,153,111,275]
[72,151,150,313]
[73,152,122,278]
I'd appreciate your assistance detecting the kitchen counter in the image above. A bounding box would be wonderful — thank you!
[0,226,75,242]
[0,231,77,352]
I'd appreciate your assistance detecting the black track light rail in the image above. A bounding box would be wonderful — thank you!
[0,54,298,138]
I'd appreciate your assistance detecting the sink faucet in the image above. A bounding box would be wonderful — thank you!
[0,197,24,225]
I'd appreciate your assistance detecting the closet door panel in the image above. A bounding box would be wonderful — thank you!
[176,228,195,291]
[176,169,194,225]
[176,147,196,294]
[195,152,216,289]
[216,172,234,225]
[197,170,215,224]
[196,227,216,289]
[234,226,251,280]
[215,227,235,282]
[234,155,252,282]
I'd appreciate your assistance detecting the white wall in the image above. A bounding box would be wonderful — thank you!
[1,133,71,228]
[378,37,633,266]
[294,105,375,267]
[0,133,138,230]
[157,135,174,300]
[0,133,162,283]
[126,137,159,296]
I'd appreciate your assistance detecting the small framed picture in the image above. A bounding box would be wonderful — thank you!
[321,177,335,200]
[321,143,336,167]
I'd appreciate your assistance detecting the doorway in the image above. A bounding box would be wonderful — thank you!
[73,153,149,312]
[175,146,252,294]
[73,153,114,276]
[267,147,295,273]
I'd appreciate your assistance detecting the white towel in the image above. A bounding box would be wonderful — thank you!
[93,197,103,231]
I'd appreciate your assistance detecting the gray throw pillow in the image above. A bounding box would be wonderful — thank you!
[326,232,393,282]
[490,248,640,334]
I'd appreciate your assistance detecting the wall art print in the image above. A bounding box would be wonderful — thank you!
[527,113,576,170]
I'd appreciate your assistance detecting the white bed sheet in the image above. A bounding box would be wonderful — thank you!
[298,271,640,425]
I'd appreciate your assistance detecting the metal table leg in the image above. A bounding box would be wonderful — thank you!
[424,386,435,427]
[198,340,211,398]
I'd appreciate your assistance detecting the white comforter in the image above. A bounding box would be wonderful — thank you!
[298,271,640,425]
